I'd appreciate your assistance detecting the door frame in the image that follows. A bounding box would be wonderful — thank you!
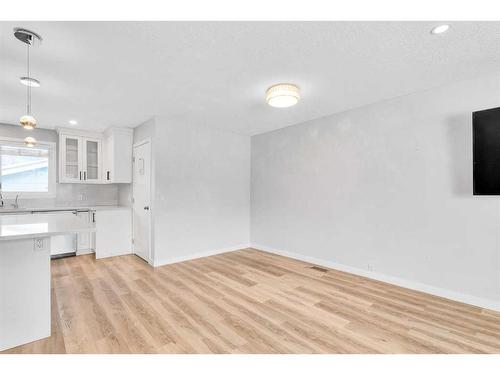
[132,138,153,265]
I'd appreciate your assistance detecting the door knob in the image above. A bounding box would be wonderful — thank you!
[144,206,150,210]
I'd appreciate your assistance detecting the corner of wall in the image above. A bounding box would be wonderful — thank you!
[153,244,251,267]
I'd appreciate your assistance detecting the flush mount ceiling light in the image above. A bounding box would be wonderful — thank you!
[69,120,78,125]
[14,28,42,130]
[24,136,37,147]
[20,77,41,87]
[266,83,300,108]
[431,24,450,35]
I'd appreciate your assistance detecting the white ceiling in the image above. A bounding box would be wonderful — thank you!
[1,21,500,136]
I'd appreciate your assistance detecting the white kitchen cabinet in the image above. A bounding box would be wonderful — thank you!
[103,127,133,183]
[58,129,103,184]
[94,208,132,259]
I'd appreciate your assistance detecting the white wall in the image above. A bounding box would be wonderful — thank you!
[251,73,500,307]
[151,117,250,265]
[117,184,132,207]
[133,117,156,145]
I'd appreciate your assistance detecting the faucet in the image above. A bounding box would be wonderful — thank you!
[12,194,20,209]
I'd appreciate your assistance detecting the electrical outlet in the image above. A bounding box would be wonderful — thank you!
[33,238,47,251]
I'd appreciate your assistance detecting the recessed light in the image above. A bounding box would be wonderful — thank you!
[20,77,40,87]
[430,24,450,35]
[69,120,77,125]
[266,83,300,108]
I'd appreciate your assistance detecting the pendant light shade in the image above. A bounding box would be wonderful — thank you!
[20,76,41,87]
[20,115,37,130]
[20,114,37,130]
[24,136,37,147]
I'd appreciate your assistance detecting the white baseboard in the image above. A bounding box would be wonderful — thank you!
[153,243,251,267]
[251,243,500,312]
[76,248,95,256]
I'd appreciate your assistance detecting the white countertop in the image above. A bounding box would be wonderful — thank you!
[0,213,96,241]
[0,205,131,214]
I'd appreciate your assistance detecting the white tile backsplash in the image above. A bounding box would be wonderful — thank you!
[117,184,133,207]
[3,184,121,208]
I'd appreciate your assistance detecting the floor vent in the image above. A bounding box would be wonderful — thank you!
[309,265,329,273]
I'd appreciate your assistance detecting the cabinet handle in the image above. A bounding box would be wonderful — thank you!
[84,171,87,180]
[92,212,95,223]
[79,171,82,180]
[107,171,110,181]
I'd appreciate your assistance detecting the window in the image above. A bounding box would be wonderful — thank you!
[0,137,56,198]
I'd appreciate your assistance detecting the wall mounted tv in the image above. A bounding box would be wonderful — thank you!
[473,106,500,195]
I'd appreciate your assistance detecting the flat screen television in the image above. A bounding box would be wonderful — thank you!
[473,106,500,195]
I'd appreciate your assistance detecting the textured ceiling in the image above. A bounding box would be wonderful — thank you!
[1,21,500,135]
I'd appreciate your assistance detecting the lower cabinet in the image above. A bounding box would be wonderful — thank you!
[94,208,132,259]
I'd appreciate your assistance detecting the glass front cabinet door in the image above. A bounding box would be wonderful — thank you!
[61,134,83,183]
[59,133,102,183]
[83,138,101,183]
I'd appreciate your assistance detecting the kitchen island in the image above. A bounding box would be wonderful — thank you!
[0,213,95,351]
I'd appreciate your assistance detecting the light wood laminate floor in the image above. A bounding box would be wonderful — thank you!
[2,248,500,354]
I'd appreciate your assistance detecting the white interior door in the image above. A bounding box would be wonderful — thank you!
[132,140,151,262]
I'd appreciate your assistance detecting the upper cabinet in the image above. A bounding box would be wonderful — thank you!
[103,128,133,184]
[58,127,132,184]
[59,131,102,183]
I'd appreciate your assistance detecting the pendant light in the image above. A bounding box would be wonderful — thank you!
[24,136,37,147]
[14,28,42,130]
